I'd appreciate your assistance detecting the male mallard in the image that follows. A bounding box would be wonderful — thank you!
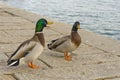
[7,18,53,69]
[47,21,81,61]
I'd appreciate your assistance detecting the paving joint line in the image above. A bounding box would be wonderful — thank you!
[83,42,110,53]
[4,52,9,58]
[95,75,120,80]
[3,9,35,23]
[3,10,17,17]
[12,74,19,80]
[82,60,120,66]
[0,28,34,31]
[49,28,65,35]
[38,58,53,69]
[4,74,18,80]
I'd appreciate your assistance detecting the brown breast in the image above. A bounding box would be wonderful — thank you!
[35,33,45,47]
[71,31,81,47]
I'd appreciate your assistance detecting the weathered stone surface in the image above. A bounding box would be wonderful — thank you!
[0,17,31,23]
[0,11,12,17]
[84,61,120,80]
[11,61,120,80]
[44,29,62,42]
[0,53,8,64]
[0,75,15,80]
[0,43,20,53]
[79,30,120,54]
[106,78,120,80]
[0,53,9,75]
[6,29,34,37]
[50,22,72,35]
[0,33,31,43]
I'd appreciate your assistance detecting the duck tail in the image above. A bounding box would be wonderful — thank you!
[7,59,20,67]
[48,39,59,50]
[47,43,52,50]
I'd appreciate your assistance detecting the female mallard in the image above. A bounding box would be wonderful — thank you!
[47,21,81,61]
[7,18,53,69]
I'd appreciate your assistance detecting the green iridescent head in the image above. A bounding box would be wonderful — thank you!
[72,21,80,31]
[35,18,53,32]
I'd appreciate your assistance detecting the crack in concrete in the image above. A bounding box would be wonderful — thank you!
[4,53,9,58]
[82,60,120,66]
[49,28,65,35]
[83,42,110,53]
[0,28,34,30]
[38,58,53,69]
[12,74,20,80]
[3,11,17,17]
[0,42,12,44]
[95,75,120,80]
[4,74,18,80]
[3,9,35,23]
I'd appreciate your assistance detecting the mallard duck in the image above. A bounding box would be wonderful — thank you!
[7,18,53,69]
[47,21,81,61]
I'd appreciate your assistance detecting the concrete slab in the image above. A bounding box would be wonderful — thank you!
[11,61,120,80]
[6,29,34,37]
[106,78,120,80]
[0,25,34,30]
[84,61,120,80]
[0,16,31,23]
[0,33,31,43]
[0,75,15,80]
[0,53,8,65]
[44,29,62,42]
[50,22,72,35]
[0,43,20,53]
[0,11,13,17]
[79,30,120,54]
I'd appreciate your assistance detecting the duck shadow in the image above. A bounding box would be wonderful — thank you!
[47,51,78,58]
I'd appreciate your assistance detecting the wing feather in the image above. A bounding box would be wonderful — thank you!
[8,39,36,61]
[48,35,70,49]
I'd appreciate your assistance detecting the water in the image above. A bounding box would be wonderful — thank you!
[1,0,120,40]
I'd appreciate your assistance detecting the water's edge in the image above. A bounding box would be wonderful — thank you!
[1,0,120,40]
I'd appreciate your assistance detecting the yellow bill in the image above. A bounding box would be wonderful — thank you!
[77,25,80,29]
[47,22,53,25]
[46,22,53,27]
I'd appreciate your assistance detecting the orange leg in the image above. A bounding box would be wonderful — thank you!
[64,52,72,61]
[28,62,39,69]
